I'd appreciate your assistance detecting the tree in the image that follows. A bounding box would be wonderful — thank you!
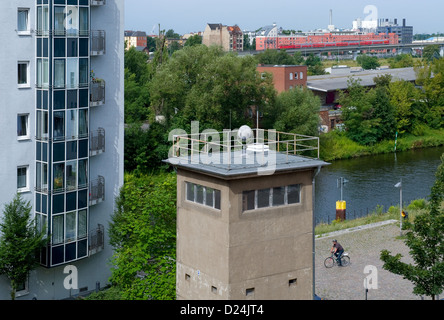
[380,155,444,299]
[184,34,202,47]
[388,54,415,69]
[0,194,46,300]
[339,78,378,145]
[109,172,177,299]
[305,54,326,75]
[165,29,180,39]
[150,45,276,131]
[339,77,396,145]
[389,80,422,134]
[124,122,170,173]
[272,87,321,137]
[423,44,441,61]
[256,49,298,65]
[356,54,380,70]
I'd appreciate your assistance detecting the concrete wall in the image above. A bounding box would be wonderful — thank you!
[176,167,314,300]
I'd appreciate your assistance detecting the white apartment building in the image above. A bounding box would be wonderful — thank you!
[0,0,124,299]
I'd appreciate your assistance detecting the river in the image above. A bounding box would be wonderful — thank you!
[314,145,444,225]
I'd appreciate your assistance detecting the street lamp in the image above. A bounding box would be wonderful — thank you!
[395,179,402,236]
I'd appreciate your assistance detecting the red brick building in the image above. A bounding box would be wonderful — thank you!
[257,64,308,93]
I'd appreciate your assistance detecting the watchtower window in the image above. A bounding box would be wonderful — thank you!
[242,184,301,212]
[186,182,221,210]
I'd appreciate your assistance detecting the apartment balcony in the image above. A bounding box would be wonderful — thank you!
[90,128,105,156]
[91,30,106,56]
[91,0,106,6]
[89,175,105,206]
[90,79,105,107]
[89,224,105,256]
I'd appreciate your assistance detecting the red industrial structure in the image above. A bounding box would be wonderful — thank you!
[256,32,399,51]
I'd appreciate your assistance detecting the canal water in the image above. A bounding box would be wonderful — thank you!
[314,145,444,225]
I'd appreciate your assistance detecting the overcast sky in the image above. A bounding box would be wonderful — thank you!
[124,0,444,35]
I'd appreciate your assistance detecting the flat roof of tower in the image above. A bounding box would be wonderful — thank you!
[164,127,329,179]
[164,150,328,179]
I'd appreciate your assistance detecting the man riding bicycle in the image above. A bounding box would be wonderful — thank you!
[330,239,344,266]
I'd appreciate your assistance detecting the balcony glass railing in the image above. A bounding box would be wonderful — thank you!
[90,79,105,106]
[89,224,105,256]
[90,128,105,156]
[91,30,106,55]
[90,0,106,6]
[89,175,105,205]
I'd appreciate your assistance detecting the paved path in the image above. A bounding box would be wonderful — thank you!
[314,221,433,300]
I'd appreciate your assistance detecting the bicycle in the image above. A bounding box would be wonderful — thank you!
[324,252,350,268]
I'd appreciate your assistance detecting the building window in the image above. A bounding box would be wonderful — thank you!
[289,73,293,80]
[300,72,304,80]
[18,61,30,87]
[17,8,30,34]
[17,166,29,192]
[37,5,49,36]
[17,114,30,140]
[186,182,221,210]
[242,184,301,211]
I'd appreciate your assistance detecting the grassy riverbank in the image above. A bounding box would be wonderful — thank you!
[319,128,444,161]
[314,199,428,236]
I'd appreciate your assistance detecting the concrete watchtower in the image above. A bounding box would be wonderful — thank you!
[165,125,328,300]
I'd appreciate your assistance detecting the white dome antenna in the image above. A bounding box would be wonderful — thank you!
[237,125,254,144]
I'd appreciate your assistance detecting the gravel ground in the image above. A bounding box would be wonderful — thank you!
[314,221,437,300]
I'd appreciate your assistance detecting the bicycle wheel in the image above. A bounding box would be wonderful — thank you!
[324,257,335,268]
[341,255,350,267]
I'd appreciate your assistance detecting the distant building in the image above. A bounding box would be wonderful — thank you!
[257,65,308,93]
[124,30,147,50]
[376,18,413,44]
[202,23,243,52]
[307,67,418,132]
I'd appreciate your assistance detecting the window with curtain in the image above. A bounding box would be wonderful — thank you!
[66,161,77,191]
[66,58,78,89]
[37,6,49,35]
[52,215,64,244]
[78,159,87,188]
[79,7,89,36]
[54,59,65,88]
[17,166,28,190]
[66,109,78,139]
[66,212,76,242]
[37,110,49,140]
[79,59,88,87]
[79,109,88,138]
[17,114,29,138]
[54,6,66,36]
[36,162,48,191]
[78,210,87,238]
[37,59,49,88]
[53,163,65,190]
[17,9,29,33]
